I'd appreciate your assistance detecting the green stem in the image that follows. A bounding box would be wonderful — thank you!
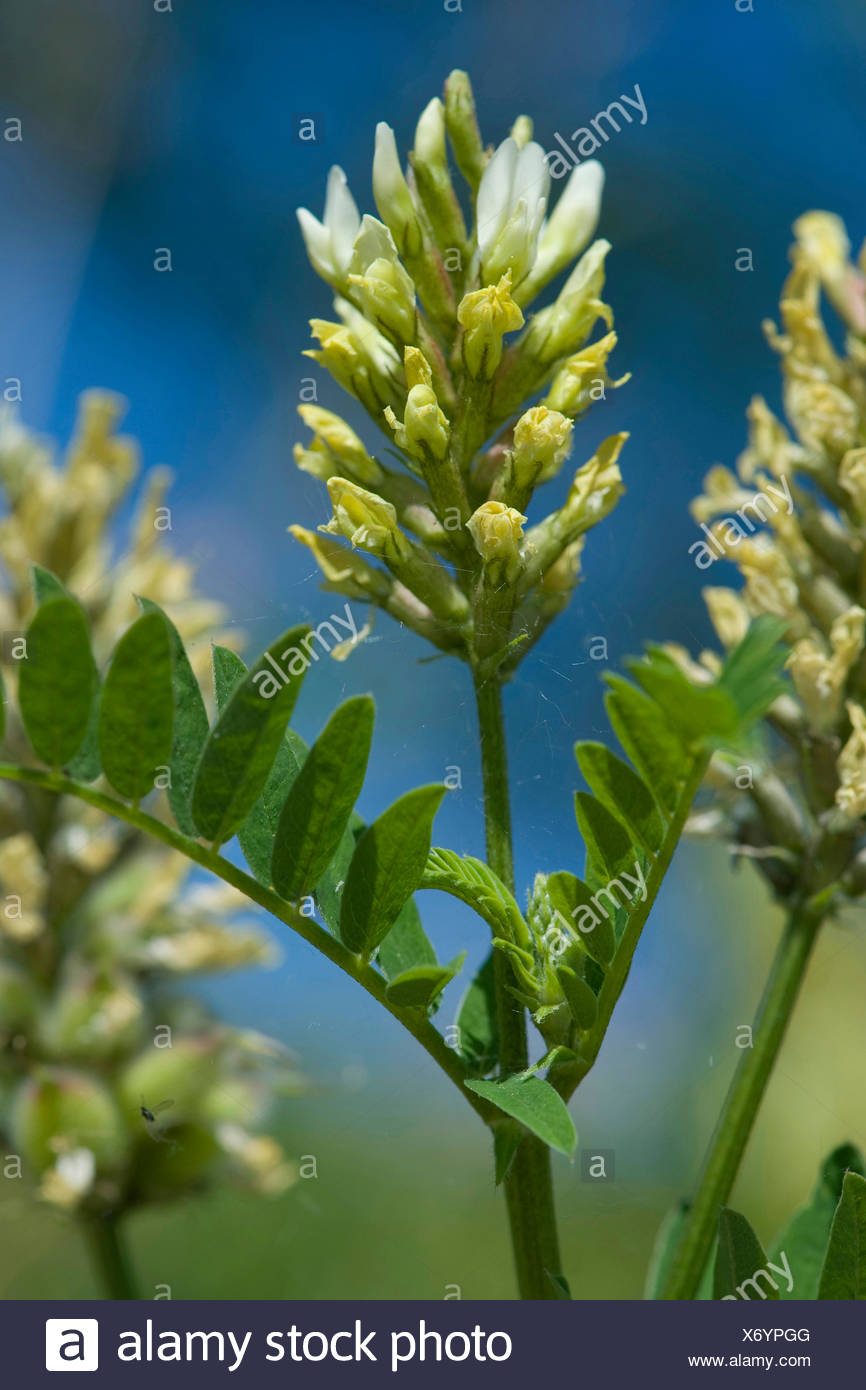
[473,672,563,1300]
[0,763,495,1130]
[660,900,823,1299]
[82,1212,137,1299]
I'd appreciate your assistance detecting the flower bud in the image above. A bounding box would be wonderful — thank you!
[323,477,411,563]
[11,1068,128,1174]
[457,272,524,378]
[385,351,451,460]
[522,240,612,363]
[346,214,417,342]
[289,525,393,602]
[512,405,574,487]
[118,1035,222,1125]
[518,162,604,303]
[467,501,527,581]
[444,70,486,191]
[510,115,533,149]
[543,331,625,416]
[38,970,145,1062]
[560,432,627,531]
[297,405,383,486]
[373,123,422,259]
[477,138,550,287]
[296,166,361,290]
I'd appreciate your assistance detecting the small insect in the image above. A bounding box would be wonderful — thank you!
[140,1098,174,1126]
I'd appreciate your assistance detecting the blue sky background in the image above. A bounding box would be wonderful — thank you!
[2,0,865,1221]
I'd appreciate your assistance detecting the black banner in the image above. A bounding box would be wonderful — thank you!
[5,1298,858,1386]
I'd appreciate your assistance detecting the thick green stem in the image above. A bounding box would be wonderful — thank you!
[660,901,823,1299]
[82,1212,137,1299]
[473,671,563,1299]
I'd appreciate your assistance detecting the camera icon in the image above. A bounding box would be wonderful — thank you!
[45,1320,99,1372]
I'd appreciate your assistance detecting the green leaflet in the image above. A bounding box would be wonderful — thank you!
[98,610,175,803]
[465,1074,576,1157]
[554,964,597,1031]
[575,741,665,856]
[547,870,615,967]
[192,625,309,848]
[315,814,437,977]
[603,675,685,817]
[19,596,97,769]
[211,646,309,884]
[716,615,789,727]
[574,791,635,884]
[713,1208,779,1301]
[271,696,374,901]
[375,896,437,978]
[384,952,465,1008]
[340,784,447,956]
[0,666,5,743]
[138,598,209,836]
[770,1144,865,1300]
[454,950,499,1075]
[316,819,359,936]
[31,564,67,603]
[420,847,525,941]
[628,647,739,747]
[818,1170,866,1299]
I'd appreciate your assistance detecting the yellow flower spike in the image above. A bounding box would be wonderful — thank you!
[512,405,574,488]
[457,272,524,379]
[466,501,527,581]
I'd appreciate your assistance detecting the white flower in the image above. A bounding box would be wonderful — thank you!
[476,137,550,286]
[372,123,422,257]
[296,166,361,289]
[521,160,604,301]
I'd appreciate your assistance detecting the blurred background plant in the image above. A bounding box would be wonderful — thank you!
[0,394,299,1298]
[2,0,866,1302]
[657,213,866,1298]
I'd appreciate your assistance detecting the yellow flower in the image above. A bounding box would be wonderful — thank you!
[323,477,410,563]
[457,272,524,378]
[466,501,527,580]
[512,406,573,486]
